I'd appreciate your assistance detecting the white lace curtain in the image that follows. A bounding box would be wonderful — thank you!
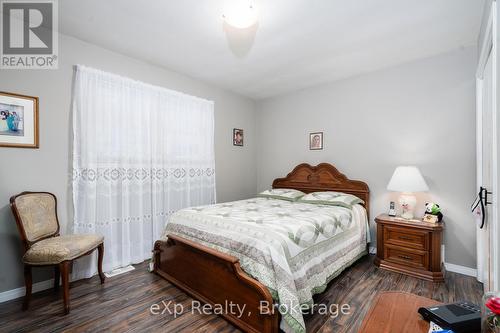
[71,65,216,279]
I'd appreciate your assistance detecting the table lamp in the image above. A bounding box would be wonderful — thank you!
[387,166,429,219]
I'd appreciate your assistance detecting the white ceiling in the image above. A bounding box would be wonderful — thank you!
[59,0,485,100]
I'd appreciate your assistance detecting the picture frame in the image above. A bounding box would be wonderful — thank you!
[0,91,39,148]
[233,128,243,146]
[309,132,323,150]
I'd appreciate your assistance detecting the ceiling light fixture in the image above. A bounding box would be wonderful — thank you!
[222,1,258,29]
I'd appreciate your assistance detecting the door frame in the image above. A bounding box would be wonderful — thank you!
[476,0,498,291]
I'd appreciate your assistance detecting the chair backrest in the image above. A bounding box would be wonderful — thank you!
[10,192,60,250]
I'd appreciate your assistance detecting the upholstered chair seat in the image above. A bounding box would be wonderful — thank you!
[23,234,104,265]
[10,192,105,314]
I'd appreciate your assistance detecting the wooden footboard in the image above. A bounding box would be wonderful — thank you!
[153,235,279,333]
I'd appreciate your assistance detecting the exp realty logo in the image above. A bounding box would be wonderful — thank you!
[1,0,58,69]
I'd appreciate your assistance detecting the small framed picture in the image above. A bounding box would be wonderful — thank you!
[233,128,243,146]
[0,92,39,148]
[309,132,323,150]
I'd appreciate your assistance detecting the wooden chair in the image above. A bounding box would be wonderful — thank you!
[10,191,105,314]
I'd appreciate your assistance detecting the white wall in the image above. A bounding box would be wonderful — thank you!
[256,47,477,268]
[0,34,257,293]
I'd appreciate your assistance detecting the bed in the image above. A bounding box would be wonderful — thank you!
[153,163,370,333]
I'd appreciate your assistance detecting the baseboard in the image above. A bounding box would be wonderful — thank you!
[104,265,135,278]
[0,278,54,304]
[0,265,129,304]
[444,262,477,277]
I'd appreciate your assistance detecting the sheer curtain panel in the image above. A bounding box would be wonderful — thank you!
[72,65,216,279]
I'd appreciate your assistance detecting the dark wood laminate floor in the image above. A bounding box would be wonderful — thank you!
[0,255,483,333]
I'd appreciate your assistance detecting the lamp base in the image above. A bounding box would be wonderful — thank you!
[398,193,417,220]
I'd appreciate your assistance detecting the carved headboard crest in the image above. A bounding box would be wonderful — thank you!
[272,163,370,215]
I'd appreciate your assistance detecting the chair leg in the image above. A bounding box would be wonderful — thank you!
[97,243,105,284]
[54,265,60,291]
[22,265,32,311]
[60,261,70,315]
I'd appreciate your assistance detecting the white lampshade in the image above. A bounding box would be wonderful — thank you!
[387,166,429,193]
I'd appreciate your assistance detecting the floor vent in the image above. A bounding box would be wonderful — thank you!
[104,265,135,278]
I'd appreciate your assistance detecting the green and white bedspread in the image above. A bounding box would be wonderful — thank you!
[161,197,369,333]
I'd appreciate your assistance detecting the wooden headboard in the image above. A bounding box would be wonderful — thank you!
[272,163,370,216]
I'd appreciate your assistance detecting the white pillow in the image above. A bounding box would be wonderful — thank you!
[298,191,364,208]
[257,188,305,201]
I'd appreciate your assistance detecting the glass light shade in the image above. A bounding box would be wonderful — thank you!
[222,2,258,29]
[387,166,429,193]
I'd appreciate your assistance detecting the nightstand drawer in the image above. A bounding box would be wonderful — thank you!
[384,244,429,270]
[384,226,429,250]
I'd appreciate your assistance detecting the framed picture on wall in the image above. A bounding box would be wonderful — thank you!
[233,128,243,146]
[0,92,39,148]
[309,132,323,150]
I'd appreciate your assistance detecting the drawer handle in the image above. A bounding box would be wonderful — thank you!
[398,255,413,260]
[398,236,413,241]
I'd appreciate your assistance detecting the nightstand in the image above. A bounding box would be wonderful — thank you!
[374,214,444,282]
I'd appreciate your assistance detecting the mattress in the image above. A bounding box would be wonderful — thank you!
[160,197,369,333]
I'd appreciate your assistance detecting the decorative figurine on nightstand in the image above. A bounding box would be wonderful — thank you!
[423,202,443,223]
